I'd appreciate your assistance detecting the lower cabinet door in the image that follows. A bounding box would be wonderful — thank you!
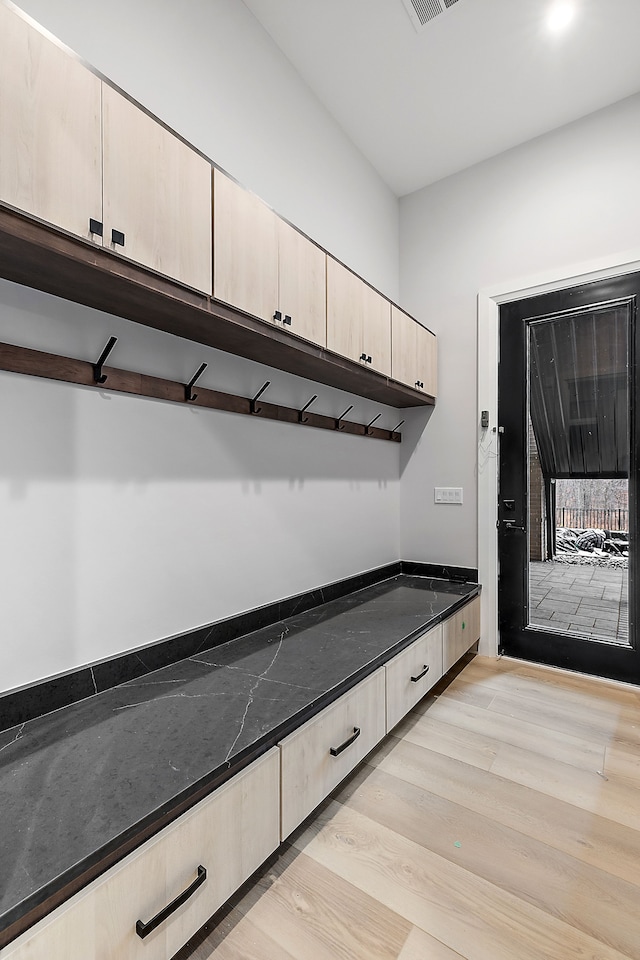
[279,669,386,841]
[442,596,481,672]
[385,624,443,731]
[1,749,280,960]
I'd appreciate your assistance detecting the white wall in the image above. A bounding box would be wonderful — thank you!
[399,93,640,568]
[1,0,401,694]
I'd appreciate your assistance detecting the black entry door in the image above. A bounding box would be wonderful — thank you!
[498,273,640,684]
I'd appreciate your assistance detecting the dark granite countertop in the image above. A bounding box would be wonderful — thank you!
[0,574,479,945]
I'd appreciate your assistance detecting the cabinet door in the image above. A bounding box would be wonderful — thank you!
[213,169,278,322]
[277,220,326,347]
[391,306,416,387]
[0,4,102,241]
[326,256,363,363]
[385,624,443,731]
[416,323,438,398]
[443,597,481,673]
[279,669,386,840]
[362,284,391,377]
[102,85,212,294]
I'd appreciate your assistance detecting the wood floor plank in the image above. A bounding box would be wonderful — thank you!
[293,801,631,960]
[481,657,640,709]
[397,925,466,960]
[234,845,410,960]
[179,911,297,960]
[603,742,640,786]
[460,660,640,736]
[372,737,640,887]
[489,741,640,832]
[334,763,640,959]
[486,689,640,750]
[403,696,604,772]
[391,713,497,770]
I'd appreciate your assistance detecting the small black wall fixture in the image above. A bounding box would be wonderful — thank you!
[0,342,403,442]
[335,405,353,431]
[93,336,118,384]
[185,362,207,402]
[298,395,318,423]
[365,413,382,436]
[392,420,405,433]
[250,381,270,414]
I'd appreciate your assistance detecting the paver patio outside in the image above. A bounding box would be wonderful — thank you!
[529,560,628,644]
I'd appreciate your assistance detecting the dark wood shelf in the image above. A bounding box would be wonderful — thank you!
[0,206,434,410]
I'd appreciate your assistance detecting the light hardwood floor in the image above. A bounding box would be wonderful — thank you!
[176,655,640,960]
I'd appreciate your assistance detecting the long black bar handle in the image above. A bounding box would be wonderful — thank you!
[136,865,207,939]
[329,726,361,757]
[410,664,430,683]
[93,336,118,384]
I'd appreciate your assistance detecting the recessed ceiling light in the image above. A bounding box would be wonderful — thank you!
[547,2,576,33]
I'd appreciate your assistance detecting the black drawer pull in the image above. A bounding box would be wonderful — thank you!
[410,664,430,683]
[111,228,125,246]
[89,217,103,237]
[273,310,282,322]
[136,865,206,939]
[283,314,292,326]
[330,726,361,757]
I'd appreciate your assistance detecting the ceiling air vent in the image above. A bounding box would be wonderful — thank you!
[401,0,461,32]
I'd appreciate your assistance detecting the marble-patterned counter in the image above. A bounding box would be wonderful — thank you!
[0,574,479,946]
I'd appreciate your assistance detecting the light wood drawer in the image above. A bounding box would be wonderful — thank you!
[2,748,280,960]
[442,596,481,672]
[279,669,386,840]
[385,624,443,731]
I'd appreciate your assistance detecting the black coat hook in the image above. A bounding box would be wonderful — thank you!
[185,362,207,402]
[298,395,318,423]
[250,381,270,414]
[391,420,405,434]
[365,413,382,436]
[93,336,118,384]
[335,405,353,431]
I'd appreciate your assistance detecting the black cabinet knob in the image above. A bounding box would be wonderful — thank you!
[111,228,125,247]
[415,380,424,389]
[89,218,103,237]
[283,315,292,326]
[273,310,282,322]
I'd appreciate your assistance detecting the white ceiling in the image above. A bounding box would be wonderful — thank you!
[242,0,640,197]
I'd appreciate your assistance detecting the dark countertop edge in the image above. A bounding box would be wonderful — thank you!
[0,581,480,948]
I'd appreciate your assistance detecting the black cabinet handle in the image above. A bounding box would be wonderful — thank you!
[415,380,424,389]
[410,664,430,683]
[111,228,125,247]
[89,218,103,237]
[359,353,367,361]
[273,310,282,322]
[136,865,206,939]
[366,355,372,364]
[283,315,292,326]
[329,726,361,757]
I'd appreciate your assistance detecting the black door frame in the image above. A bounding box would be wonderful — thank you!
[498,272,640,685]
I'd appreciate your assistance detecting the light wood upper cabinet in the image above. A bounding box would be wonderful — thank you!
[277,218,326,347]
[391,305,437,397]
[213,171,326,348]
[327,257,391,376]
[213,169,278,322]
[102,86,212,294]
[0,4,102,241]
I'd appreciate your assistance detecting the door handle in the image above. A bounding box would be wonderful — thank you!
[501,520,526,531]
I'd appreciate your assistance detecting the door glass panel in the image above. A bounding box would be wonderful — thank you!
[527,304,630,645]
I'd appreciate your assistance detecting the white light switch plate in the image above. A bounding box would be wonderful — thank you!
[434,487,463,504]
